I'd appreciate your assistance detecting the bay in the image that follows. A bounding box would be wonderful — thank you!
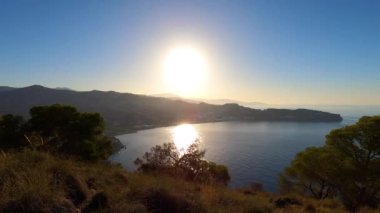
[109,119,356,191]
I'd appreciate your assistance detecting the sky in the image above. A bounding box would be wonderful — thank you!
[0,0,380,105]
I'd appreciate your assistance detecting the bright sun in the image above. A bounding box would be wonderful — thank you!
[163,47,207,96]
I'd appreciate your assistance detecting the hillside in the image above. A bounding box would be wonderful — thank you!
[0,149,353,213]
[0,85,342,134]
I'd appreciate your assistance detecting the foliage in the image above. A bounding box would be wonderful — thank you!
[325,116,380,210]
[280,116,380,210]
[0,114,27,150]
[0,104,113,160]
[279,147,338,199]
[0,149,350,213]
[135,142,231,185]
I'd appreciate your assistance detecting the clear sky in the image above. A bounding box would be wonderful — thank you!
[1,0,379,105]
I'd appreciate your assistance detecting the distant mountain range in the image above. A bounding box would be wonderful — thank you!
[152,93,268,108]
[152,94,380,118]
[0,85,342,135]
[0,86,16,93]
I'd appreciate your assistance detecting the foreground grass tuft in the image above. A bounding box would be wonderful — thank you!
[0,149,374,212]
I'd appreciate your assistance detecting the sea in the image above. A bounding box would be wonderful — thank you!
[109,105,379,191]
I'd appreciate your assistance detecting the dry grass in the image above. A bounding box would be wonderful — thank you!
[0,149,373,212]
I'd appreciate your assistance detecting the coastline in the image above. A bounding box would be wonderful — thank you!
[108,118,344,137]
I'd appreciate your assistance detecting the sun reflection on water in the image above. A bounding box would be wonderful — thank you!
[171,124,199,154]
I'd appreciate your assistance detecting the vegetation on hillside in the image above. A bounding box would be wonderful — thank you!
[0,149,353,213]
[0,104,113,160]
[280,116,380,211]
[135,142,230,186]
[0,104,379,212]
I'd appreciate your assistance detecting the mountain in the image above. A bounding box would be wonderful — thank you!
[194,98,268,108]
[0,86,16,92]
[55,87,74,91]
[0,85,343,134]
[151,94,268,107]
[151,93,182,99]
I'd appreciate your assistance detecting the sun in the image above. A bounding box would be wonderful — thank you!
[163,47,207,97]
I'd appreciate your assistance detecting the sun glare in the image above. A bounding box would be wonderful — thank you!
[171,124,199,155]
[163,47,207,97]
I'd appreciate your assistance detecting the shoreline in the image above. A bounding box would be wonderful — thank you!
[109,118,345,137]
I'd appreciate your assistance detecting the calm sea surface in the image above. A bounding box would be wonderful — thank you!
[109,118,358,192]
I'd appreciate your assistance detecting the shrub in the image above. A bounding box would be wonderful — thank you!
[135,142,230,185]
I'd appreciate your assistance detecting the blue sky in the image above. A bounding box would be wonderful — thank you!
[0,0,379,105]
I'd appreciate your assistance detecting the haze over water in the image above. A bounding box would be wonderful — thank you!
[110,116,360,191]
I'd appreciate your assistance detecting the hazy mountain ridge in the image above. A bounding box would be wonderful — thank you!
[152,94,380,117]
[0,85,342,134]
[0,86,17,92]
[151,93,268,108]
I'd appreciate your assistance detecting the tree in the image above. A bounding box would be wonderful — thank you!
[206,162,230,186]
[27,104,113,160]
[135,142,230,185]
[134,143,178,173]
[280,116,380,210]
[0,114,27,150]
[324,116,380,210]
[279,147,337,199]
[0,105,112,160]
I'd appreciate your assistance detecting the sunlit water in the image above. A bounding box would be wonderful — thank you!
[172,124,199,155]
[109,119,358,191]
